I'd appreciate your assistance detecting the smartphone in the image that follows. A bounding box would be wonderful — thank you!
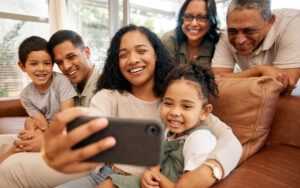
[67,116,164,166]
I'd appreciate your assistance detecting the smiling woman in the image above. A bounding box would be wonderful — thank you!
[161,0,219,67]
[118,30,156,100]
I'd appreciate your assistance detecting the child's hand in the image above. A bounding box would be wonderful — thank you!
[149,166,160,172]
[24,117,47,132]
[15,133,43,152]
[17,130,40,140]
[141,169,160,188]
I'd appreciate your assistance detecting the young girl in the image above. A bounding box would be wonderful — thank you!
[52,25,241,188]
[141,60,219,188]
[97,60,219,188]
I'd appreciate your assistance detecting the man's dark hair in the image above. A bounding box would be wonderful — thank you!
[47,30,85,61]
[18,36,50,67]
[96,25,175,97]
[175,0,220,45]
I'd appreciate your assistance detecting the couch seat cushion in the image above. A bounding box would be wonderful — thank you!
[0,117,26,134]
[213,144,300,188]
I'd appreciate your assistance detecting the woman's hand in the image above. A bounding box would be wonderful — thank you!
[42,107,116,173]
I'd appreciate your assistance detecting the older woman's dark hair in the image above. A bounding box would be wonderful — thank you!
[96,25,175,97]
[176,0,219,45]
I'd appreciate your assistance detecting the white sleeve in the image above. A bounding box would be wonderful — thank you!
[204,114,242,177]
[183,130,217,172]
[88,89,116,117]
[211,30,236,69]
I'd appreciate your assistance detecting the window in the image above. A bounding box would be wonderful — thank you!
[129,0,183,37]
[0,0,49,98]
[216,0,300,28]
[67,0,110,69]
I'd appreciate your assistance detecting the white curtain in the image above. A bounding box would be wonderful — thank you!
[48,0,69,34]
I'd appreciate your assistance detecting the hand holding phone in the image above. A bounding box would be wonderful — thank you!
[67,116,164,166]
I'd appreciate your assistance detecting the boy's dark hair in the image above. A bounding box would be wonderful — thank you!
[18,36,49,66]
[96,24,175,97]
[176,0,219,45]
[161,60,218,105]
[47,30,85,61]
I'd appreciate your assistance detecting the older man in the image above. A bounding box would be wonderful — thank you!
[212,0,300,95]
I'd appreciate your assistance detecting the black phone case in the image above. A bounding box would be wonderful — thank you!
[67,116,164,166]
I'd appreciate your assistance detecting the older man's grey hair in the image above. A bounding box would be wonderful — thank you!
[227,0,272,22]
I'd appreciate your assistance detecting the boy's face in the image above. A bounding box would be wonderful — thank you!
[52,40,91,85]
[18,50,53,92]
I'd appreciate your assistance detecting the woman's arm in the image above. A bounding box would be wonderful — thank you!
[204,114,242,177]
[175,159,221,188]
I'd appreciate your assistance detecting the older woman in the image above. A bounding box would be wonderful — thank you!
[162,0,219,67]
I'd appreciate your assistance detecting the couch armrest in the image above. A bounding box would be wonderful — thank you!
[0,98,28,117]
[267,96,300,148]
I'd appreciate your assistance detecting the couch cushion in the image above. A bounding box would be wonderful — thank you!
[0,117,26,134]
[213,145,300,188]
[211,76,281,164]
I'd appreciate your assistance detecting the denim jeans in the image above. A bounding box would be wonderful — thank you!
[55,165,117,188]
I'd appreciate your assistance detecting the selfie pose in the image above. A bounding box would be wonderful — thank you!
[51,24,241,188]
[97,61,220,188]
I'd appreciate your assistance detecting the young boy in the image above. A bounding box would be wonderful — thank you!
[0,36,77,163]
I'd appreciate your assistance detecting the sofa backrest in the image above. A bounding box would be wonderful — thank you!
[0,98,28,117]
[211,76,282,164]
[267,96,300,148]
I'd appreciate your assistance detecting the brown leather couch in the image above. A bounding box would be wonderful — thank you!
[0,98,27,134]
[0,77,299,187]
[211,77,300,187]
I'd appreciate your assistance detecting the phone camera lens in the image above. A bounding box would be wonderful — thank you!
[145,124,159,136]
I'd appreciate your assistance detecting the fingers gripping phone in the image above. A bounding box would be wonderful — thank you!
[67,116,164,166]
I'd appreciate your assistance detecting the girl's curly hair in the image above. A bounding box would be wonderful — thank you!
[96,25,175,97]
[161,59,218,104]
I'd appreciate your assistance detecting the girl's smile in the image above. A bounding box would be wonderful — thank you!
[161,79,210,138]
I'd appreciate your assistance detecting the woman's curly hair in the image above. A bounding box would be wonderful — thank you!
[161,59,218,104]
[96,25,175,97]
